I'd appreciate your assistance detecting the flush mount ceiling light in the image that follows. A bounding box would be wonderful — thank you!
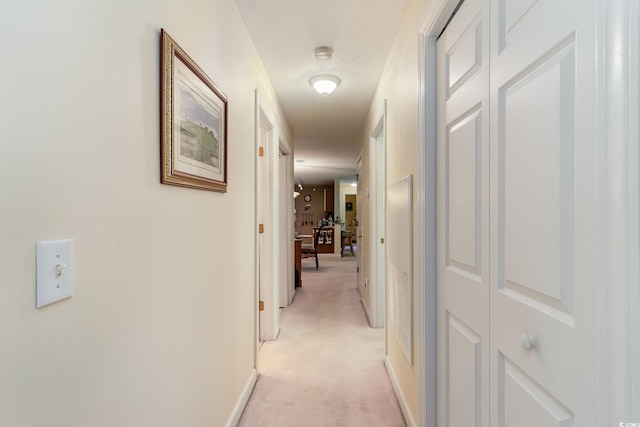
[314,46,333,60]
[310,75,340,95]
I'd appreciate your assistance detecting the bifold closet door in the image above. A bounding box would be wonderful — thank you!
[437,0,599,425]
[488,0,598,425]
[436,0,491,425]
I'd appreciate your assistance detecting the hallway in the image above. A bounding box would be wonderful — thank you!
[239,255,405,427]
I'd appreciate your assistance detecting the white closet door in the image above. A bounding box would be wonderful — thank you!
[437,0,599,425]
[489,0,598,425]
[436,0,490,425]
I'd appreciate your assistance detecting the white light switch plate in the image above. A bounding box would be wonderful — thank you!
[36,239,73,308]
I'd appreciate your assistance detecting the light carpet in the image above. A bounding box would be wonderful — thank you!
[238,254,406,427]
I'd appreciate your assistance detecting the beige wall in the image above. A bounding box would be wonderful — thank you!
[0,1,290,425]
[358,0,430,423]
[294,185,333,236]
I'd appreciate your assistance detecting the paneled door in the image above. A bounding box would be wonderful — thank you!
[488,0,597,424]
[436,0,490,424]
[436,0,598,425]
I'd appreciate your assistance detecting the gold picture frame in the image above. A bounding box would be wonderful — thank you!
[160,29,228,192]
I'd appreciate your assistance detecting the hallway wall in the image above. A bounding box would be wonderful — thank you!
[359,0,430,424]
[0,1,290,426]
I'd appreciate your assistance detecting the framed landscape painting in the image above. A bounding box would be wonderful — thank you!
[160,29,228,192]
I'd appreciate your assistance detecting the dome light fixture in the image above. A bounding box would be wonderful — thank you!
[310,75,340,95]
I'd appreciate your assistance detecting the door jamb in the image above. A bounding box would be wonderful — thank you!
[418,1,472,426]
[630,0,640,412]
[598,0,640,422]
[370,101,387,329]
[255,90,279,351]
[356,152,365,299]
[278,139,295,307]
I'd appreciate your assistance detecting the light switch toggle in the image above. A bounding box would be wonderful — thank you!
[55,264,67,278]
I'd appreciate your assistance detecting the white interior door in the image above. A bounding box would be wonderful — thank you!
[436,0,598,425]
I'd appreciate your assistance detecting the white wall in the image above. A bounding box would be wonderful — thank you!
[0,1,290,425]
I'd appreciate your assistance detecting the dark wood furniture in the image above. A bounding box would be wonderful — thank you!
[313,227,334,254]
[301,228,324,270]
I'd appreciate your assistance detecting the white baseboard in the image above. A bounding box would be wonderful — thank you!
[385,356,417,427]
[225,368,257,427]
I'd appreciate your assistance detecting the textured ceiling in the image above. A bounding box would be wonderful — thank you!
[235,0,409,185]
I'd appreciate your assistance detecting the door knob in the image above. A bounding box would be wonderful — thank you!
[520,334,536,351]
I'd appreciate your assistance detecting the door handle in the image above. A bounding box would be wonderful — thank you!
[520,335,536,351]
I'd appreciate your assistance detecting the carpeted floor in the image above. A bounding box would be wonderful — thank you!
[238,254,406,427]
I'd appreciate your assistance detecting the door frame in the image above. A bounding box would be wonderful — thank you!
[278,141,295,307]
[356,152,365,298]
[417,0,640,425]
[369,101,387,329]
[631,0,640,410]
[598,0,640,419]
[255,90,280,350]
[417,2,459,425]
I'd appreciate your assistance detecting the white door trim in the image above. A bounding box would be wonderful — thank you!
[255,90,279,346]
[253,90,260,373]
[417,2,459,425]
[356,152,365,298]
[630,0,640,412]
[370,101,387,329]
[597,0,640,422]
[278,140,295,307]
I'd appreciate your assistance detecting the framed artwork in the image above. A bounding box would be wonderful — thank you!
[160,29,228,192]
[345,202,353,211]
